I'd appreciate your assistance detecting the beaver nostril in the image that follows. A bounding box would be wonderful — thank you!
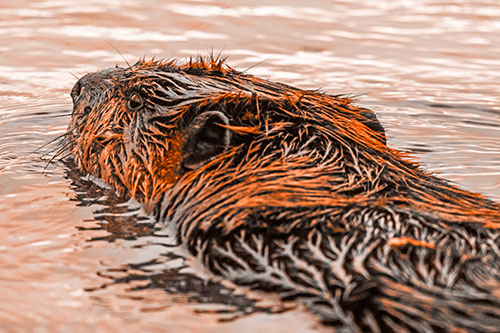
[70,81,82,103]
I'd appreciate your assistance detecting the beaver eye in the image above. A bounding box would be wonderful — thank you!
[128,93,143,110]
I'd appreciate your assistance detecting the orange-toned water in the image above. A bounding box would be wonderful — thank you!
[1,1,499,331]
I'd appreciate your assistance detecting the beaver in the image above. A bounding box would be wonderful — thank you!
[67,56,500,332]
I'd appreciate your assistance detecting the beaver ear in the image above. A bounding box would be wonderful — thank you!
[182,111,231,170]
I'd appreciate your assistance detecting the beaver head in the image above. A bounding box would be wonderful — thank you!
[68,58,388,213]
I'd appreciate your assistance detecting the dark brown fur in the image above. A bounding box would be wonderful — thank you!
[68,57,500,332]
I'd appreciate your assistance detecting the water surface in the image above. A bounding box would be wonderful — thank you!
[1,0,499,331]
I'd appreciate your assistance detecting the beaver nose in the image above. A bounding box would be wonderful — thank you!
[70,80,83,104]
[70,68,121,105]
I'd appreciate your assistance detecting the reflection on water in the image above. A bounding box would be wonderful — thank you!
[66,165,288,322]
[0,0,499,331]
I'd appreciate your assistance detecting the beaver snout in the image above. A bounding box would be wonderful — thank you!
[70,67,125,108]
[70,76,94,115]
[70,80,82,104]
[70,75,94,106]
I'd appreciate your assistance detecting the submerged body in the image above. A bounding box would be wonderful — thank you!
[68,57,500,332]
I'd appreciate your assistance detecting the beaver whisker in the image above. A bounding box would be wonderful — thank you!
[68,71,80,80]
[42,140,73,172]
[31,130,71,156]
[106,40,131,69]
[38,143,68,161]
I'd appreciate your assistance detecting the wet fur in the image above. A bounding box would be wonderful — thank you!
[68,57,500,332]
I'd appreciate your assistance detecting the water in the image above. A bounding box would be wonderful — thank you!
[0,0,499,331]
